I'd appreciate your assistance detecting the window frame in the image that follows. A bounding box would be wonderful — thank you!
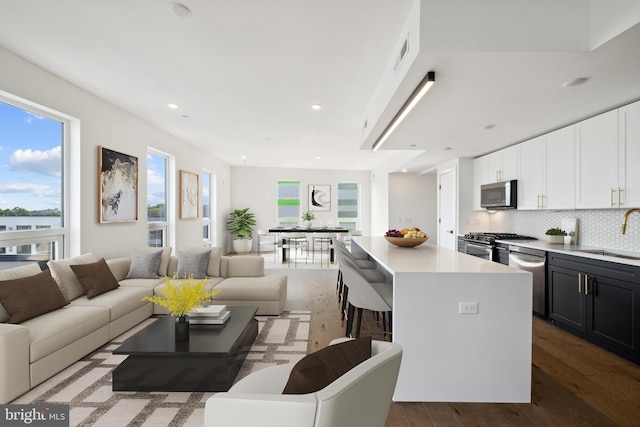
[146,148,175,248]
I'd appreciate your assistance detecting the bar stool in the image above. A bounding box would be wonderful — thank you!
[340,255,393,340]
[281,232,307,268]
[312,233,333,268]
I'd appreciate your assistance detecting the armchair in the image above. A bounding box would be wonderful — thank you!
[204,338,402,427]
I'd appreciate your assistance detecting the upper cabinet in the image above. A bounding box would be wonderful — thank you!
[575,110,619,209]
[517,126,575,210]
[619,101,640,208]
[472,145,518,210]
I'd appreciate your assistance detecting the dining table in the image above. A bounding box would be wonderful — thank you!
[268,227,348,263]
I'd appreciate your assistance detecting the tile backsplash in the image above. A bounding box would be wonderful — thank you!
[490,209,640,252]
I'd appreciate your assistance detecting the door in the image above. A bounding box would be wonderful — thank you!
[438,168,457,250]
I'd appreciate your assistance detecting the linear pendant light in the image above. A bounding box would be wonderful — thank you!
[372,71,435,151]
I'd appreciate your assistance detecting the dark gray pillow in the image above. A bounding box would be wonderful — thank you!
[127,249,163,279]
[177,250,211,279]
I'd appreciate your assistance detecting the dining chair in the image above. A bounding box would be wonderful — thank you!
[257,229,278,261]
[282,232,308,268]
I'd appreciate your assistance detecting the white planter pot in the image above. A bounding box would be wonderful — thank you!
[303,220,312,229]
[233,239,252,254]
[547,235,564,244]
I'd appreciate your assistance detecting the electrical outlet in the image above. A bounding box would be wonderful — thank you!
[459,302,478,314]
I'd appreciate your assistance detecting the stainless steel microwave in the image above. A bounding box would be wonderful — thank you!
[480,180,517,209]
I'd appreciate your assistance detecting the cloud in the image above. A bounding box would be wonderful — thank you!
[23,112,46,124]
[147,191,166,206]
[10,146,61,176]
[0,183,60,198]
[147,168,165,186]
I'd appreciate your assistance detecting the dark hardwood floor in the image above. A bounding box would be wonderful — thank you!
[307,274,640,426]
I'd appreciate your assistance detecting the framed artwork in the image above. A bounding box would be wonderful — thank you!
[99,146,138,223]
[180,170,199,219]
[309,184,331,211]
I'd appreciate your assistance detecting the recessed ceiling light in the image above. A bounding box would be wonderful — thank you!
[315,156,321,160]
[409,144,417,147]
[167,103,179,109]
[181,115,189,119]
[402,169,408,173]
[240,155,247,161]
[562,77,589,88]
[170,2,192,18]
[311,104,322,110]
[444,147,452,151]
[482,124,496,130]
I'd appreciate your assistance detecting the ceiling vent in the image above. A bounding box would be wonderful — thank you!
[393,34,410,72]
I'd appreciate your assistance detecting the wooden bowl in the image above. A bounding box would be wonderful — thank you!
[384,236,428,247]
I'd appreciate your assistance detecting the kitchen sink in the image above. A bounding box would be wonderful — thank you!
[576,249,640,260]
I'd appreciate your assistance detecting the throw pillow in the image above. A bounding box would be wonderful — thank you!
[127,248,163,279]
[48,253,98,301]
[70,258,120,299]
[0,263,42,323]
[282,336,372,394]
[0,269,69,324]
[177,249,211,279]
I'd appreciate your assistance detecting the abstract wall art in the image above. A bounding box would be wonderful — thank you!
[99,146,138,223]
[180,169,199,219]
[309,184,331,211]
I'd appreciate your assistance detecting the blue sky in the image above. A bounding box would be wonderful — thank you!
[0,101,62,211]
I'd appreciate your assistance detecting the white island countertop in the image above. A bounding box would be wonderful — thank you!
[351,236,532,403]
[354,236,525,274]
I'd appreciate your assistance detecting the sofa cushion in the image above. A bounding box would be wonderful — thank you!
[282,336,372,394]
[127,248,163,279]
[221,256,264,278]
[0,263,41,323]
[48,253,98,301]
[0,269,69,324]
[22,305,110,363]
[70,258,120,299]
[177,249,211,279]
[70,285,152,321]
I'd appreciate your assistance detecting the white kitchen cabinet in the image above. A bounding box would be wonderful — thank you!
[472,155,487,210]
[517,136,544,210]
[575,110,619,208]
[517,126,574,210]
[485,146,518,183]
[619,100,640,207]
[544,126,575,210]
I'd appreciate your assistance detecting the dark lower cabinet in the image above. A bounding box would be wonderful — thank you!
[548,252,640,364]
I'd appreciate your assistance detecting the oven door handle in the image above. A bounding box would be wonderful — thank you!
[464,242,494,261]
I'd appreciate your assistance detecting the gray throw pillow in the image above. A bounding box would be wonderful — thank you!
[177,250,211,279]
[127,249,163,279]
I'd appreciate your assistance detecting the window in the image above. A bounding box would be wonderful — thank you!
[337,182,360,231]
[147,150,168,247]
[0,96,68,270]
[277,181,301,227]
[202,171,217,247]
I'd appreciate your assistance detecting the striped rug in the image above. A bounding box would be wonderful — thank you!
[12,310,311,427]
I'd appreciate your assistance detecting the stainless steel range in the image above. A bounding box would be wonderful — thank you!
[461,232,536,262]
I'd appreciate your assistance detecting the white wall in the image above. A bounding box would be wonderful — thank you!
[0,46,232,259]
[230,166,371,251]
[388,173,437,239]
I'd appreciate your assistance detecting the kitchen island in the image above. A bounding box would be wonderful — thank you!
[351,237,532,403]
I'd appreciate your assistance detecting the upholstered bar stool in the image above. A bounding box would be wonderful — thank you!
[340,255,393,340]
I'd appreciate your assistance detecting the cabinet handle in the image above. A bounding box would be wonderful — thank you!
[610,188,616,208]
[537,195,541,209]
[578,273,582,293]
[584,274,590,295]
[540,194,545,209]
[619,188,624,207]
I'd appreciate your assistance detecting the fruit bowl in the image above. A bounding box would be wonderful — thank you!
[384,236,428,247]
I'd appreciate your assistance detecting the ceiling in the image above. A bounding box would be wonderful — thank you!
[1,0,640,174]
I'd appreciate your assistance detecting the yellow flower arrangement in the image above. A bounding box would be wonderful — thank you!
[143,274,219,318]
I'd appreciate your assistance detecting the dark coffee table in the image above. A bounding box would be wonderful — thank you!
[112,306,258,392]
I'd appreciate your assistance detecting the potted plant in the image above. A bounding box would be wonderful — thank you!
[302,210,315,229]
[226,208,256,253]
[545,227,567,244]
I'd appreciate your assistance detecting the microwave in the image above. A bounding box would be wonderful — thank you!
[480,180,517,209]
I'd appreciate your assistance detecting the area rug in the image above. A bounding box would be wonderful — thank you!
[12,310,311,427]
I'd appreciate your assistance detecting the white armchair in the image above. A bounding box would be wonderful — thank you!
[204,338,402,427]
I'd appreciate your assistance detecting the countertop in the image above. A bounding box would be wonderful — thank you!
[496,239,640,267]
[353,236,527,274]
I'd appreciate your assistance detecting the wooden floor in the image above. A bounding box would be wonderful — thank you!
[306,274,640,427]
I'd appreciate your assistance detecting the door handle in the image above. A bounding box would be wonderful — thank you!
[584,274,590,295]
[578,273,582,293]
[447,230,454,234]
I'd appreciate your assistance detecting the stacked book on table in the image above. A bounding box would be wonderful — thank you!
[189,305,230,325]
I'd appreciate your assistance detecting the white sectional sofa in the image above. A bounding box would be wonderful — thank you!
[0,246,287,404]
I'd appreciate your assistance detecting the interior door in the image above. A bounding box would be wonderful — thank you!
[438,168,457,250]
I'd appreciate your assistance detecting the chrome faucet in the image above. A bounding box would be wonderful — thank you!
[621,208,640,234]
